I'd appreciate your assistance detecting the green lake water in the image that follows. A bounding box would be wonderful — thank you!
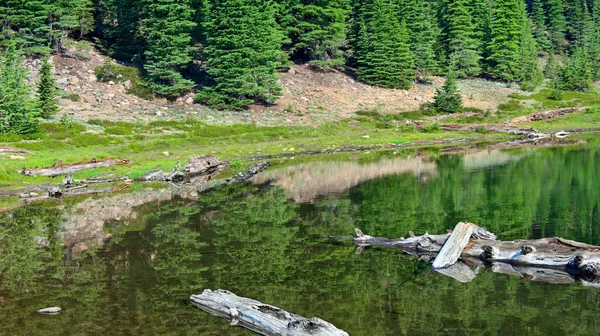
[1,145,600,335]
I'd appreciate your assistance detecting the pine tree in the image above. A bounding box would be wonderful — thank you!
[37,57,59,119]
[405,0,439,75]
[0,44,40,134]
[291,0,350,66]
[589,0,600,79]
[140,0,196,98]
[518,10,544,91]
[546,0,567,49]
[486,0,522,82]
[544,53,561,79]
[196,0,283,109]
[567,0,593,46]
[558,44,593,91]
[530,0,552,54]
[445,0,482,77]
[431,72,463,113]
[356,0,415,89]
[99,0,144,61]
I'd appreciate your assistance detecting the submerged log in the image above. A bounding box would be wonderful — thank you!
[351,222,600,284]
[21,158,132,177]
[190,289,348,336]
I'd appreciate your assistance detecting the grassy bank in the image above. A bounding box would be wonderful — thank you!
[1,87,600,189]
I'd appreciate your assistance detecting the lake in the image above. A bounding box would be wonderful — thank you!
[1,144,599,335]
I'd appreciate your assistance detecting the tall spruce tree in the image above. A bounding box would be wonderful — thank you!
[567,0,593,46]
[444,0,482,77]
[518,7,544,90]
[546,0,567,49]
[405,0,439,75]
[591,0,600,79]
[290,0,350,66]
[486,0,522,82]
[99,0,144,61]
[530,0,552,53]
[140,0,196,98]
[37,57,59,118]
[0,44,40,134]
[197,0,283,109]
[356,0,414,89]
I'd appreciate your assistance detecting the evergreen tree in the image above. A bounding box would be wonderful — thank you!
[546,0,567,49]
[518,4,543,90]
[544,53,561,79]
[567,0,593,46]
[37,57,59,119]
[0,44,40,134]
[530,0,552,54]
[558,45,593,91]
[590,0,600,79]
[486,0,522,82]
[99,0,144,61]
[140,0,196,98]
[290,0,350,66]
[431,72,463,113]
[405,0,439,75]
[196,0,283,109]
[356,0,414,89]
[445,0,482,77]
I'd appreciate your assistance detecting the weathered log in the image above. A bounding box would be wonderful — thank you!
[351,223,600,284]
[0,146,29,154]
[228,162,271,183]
[508,107,584,124]
[21,158,132,177]
[190,289,348,336]
[137,155,226,183]
[432,222,475,268]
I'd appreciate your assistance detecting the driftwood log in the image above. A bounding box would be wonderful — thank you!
[0,146,29,154]
[137,155,226,183]
[21,158,132,177]
[190,289,348,336]
[352,223,600,286]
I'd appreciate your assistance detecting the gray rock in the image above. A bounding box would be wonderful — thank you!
[37,307,62,315]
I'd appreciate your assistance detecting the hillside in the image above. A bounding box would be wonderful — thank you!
[26,45,524,126]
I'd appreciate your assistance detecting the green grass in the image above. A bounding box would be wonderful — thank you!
[0,117,498,188]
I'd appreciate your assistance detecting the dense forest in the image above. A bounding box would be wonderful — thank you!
[1,0,600,109]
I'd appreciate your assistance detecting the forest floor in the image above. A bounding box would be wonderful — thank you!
[2,42,599,190]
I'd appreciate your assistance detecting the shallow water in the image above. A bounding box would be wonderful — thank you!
[1,145,600,335]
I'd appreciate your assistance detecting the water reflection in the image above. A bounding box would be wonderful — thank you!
[0,145,599,335]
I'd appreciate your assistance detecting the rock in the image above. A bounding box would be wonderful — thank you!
[185,97,194,105]
[9,155,25,160]
[29,192,40,197]
[37,307,61,315]
[123,80,132,89]
[163,151,170,156]
[288,68,296,75]
[362,135,370,139]
[88,75,97,82]
[56,78,69,89]
[47,187,62,198]
[71,76,80,84]
[108,81,115,85]
[300,97,309,102]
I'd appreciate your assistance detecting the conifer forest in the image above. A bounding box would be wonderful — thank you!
[2,0,600,110]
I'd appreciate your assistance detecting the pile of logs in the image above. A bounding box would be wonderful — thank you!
[352,222,600,286]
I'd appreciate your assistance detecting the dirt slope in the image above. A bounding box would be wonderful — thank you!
[24,45,524,125]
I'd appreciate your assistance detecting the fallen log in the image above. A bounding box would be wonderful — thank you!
[190,289,348,336]
[351,222,600,285]
[227,162,271,183]
[21,158,132,177]
[137,155,226,183]
[508,107,584,124]
[0,146,29,154]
